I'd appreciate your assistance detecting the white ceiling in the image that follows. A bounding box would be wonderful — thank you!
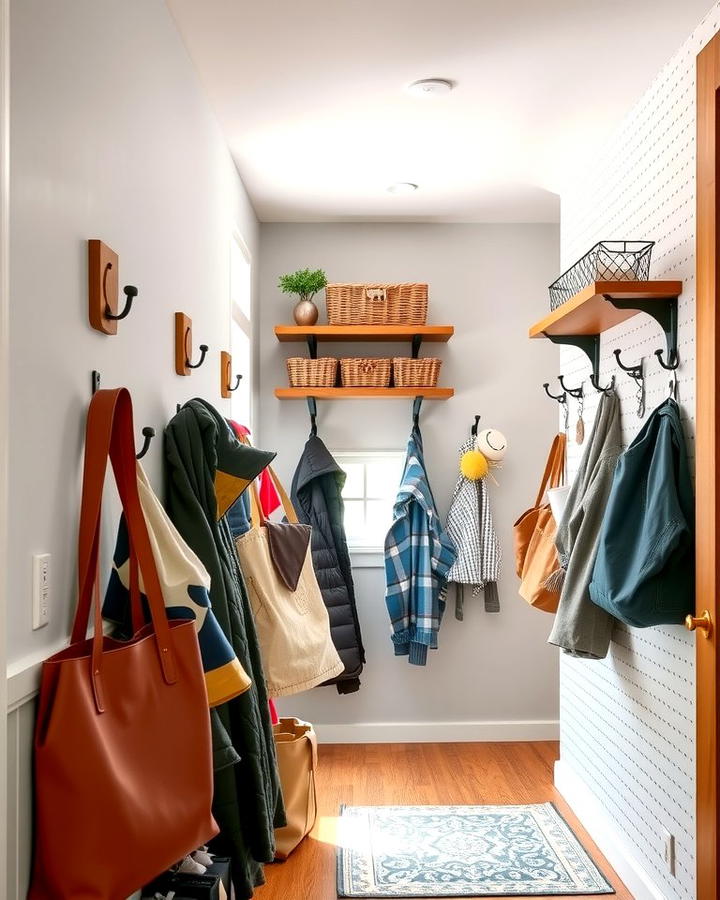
[168,0,713,223]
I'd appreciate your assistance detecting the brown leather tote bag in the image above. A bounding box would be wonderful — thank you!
[273,717,319,860]
[513,433,566,613]
[29,389,218,900]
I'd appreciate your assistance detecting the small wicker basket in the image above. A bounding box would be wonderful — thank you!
[393,357,442,387]
[286,357,338,388]
[325,283,428,326]
[340,357,392,387]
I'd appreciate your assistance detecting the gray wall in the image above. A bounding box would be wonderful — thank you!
[258,222,562,738]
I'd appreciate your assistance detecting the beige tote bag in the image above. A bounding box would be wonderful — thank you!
[235,468,344,697]
[273,717,318,860]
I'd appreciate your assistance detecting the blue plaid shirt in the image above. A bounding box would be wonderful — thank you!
[384,427,457,665]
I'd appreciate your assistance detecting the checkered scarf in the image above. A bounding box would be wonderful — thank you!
[446,438,501,618]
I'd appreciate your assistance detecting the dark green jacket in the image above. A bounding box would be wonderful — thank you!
[164,400,285,898]
[589,398,694,627]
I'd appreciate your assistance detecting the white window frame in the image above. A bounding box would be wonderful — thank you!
[332,449,404,557]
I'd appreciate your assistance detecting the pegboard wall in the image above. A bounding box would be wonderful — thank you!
[556,7,720,898]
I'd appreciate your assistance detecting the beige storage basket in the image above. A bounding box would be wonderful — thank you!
[393,357,442,387]
[286,357,338,388]
[340,357,392,388]
[325,283,428,325]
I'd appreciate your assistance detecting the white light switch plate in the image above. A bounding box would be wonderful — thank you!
[32,553,50,629]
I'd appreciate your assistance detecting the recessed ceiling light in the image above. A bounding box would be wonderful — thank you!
[387,182,419,194]
[407,78,454,97]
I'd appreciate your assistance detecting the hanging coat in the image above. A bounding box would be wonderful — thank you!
[548,391,623,660]
[589,398,694,626]
[384,421,457,665]
[164,400,285,899]
[445,438,501,619]
[291,434,366,694]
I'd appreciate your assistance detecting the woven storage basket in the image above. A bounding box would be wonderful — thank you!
[340,357,392,387]
[393,357,442,387]
[325,283,428,325]
[286,357,338,387]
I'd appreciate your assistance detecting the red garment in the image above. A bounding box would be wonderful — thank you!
[228,420,281,516]
[269,699,279,726]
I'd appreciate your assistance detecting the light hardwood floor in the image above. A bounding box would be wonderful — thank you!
[255,741,631,900]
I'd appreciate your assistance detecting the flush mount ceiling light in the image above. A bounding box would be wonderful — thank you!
[387,182,419,194]
[407,78,454,96]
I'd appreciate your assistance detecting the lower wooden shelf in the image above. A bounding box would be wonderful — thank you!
[275,386,454,399]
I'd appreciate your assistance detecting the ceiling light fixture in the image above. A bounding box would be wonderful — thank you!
[407,78,454,97]
[387,182,418,194]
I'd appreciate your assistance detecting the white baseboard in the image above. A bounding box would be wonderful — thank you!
[315,720,559,744]
[554,759,665,900]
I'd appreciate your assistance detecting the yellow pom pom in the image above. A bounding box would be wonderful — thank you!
[460,449,489,481]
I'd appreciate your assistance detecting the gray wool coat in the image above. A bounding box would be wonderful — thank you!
[548,391,623,659]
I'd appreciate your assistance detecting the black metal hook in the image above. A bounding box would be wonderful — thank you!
[613,348,643,380]
[307,397,318,436]
[655,348,679,371]
[102,263,138,321]
[136,426,155,460]
[176,403,182,414]
[471,415,481,437]
[590,373,616,394]
[412,396,423,429]
[557,375,583,399]
[91,370,101,394]
[184,326,209,369]
[227,373,242,392]
[543,382,567,403]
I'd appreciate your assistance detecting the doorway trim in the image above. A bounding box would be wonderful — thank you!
[0,0,10,886]
[695,33,720,900]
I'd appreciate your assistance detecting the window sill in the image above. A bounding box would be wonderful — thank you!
[349,549,384,569]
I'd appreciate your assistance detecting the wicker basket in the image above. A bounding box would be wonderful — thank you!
[325,283,428,325]
[393,357,442,387]
[286,357,338,387]
[340,357,392,387]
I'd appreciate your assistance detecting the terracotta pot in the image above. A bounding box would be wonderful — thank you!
[293,298,319,326]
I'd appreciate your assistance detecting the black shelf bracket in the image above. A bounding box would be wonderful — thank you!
[603,293,679,368]
[306,335,318,359]
[544,332,600,383]
[411,334,423,359]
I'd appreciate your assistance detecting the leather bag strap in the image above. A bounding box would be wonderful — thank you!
[533,433,567,507]
[249,465,299,529]
[72,389,178,712]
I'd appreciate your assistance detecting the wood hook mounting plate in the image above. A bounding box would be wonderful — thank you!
[175,312,192,375]
[88,240,119,334]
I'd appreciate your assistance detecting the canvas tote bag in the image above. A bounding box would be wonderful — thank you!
[235,468,344,696]
[29,389,217,900]
[273,717,319,859]
[513,433,566,613]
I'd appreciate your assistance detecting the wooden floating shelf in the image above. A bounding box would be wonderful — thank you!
[529,280,683,339]
[275,387,454,399]
[275,324,454,343]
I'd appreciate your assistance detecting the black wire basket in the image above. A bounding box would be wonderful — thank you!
[548,240,654,310]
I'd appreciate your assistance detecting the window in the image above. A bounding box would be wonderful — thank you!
[230,233,252,428]
[333,451,405,551]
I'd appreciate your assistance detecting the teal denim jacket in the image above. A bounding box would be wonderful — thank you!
[589,399,694,627]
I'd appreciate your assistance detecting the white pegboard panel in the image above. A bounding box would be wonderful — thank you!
[556,6,720,899]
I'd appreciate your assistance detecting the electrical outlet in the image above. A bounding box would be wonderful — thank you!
[663,829,676,876]
[32,553,50,630]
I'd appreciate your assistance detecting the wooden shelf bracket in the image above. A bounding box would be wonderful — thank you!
[602,293,679,369]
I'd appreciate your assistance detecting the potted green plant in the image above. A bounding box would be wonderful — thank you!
[279,268,328,325]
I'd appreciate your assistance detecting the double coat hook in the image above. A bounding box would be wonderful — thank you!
[558,375,584,399]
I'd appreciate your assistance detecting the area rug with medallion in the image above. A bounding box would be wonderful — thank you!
[336,803,614,897]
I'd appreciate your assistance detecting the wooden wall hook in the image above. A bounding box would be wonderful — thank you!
[175,312,208,375]
[221,350,242,399]
[88,240,139,334]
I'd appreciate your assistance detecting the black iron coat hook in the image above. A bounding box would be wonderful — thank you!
[136,426,155,460]
[307,397,318,436]
[557,375,584,399]
[590,373,616,394]
[471,415,481,437]
[412,396,423,430]
[613,348,643,380]
[654,347,680,371]
[543,382,567,403]
[185,328,209,369]
[103,261,138,321]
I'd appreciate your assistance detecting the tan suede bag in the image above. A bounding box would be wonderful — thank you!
[273,718,318,860]
[513,433,566,613]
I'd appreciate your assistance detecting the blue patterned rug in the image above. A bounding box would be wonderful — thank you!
[336,803,614,897]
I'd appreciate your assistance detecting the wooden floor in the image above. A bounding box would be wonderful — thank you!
[255,741,631,899]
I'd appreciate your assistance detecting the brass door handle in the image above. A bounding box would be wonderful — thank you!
[685,610,713,638]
